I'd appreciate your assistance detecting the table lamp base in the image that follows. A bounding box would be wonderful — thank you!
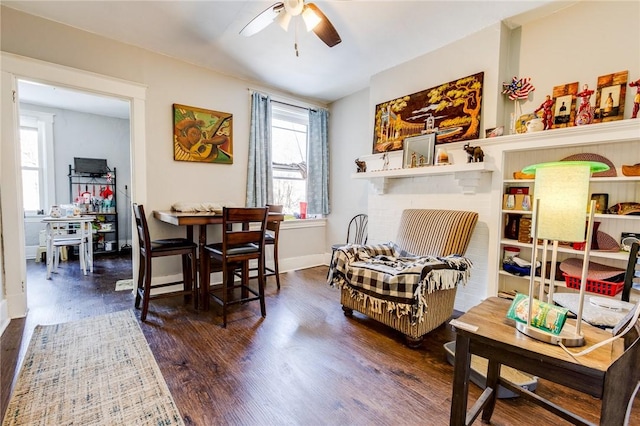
[516,321,585,347]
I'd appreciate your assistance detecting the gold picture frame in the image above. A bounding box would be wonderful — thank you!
[173,104,233,164]
[593,70,627,123]
[552,82,578,128]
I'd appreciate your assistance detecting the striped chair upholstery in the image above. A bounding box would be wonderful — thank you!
[395,209,478,257]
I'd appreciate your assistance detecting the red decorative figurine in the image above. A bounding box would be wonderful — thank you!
[534,95,554,130]
[575,84,594,126]
[630,79,640,119]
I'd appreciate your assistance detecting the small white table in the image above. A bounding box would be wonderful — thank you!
[42,216,95,279]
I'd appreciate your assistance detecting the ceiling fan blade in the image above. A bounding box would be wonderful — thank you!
[240,2,285,37]
[306,3,342,47]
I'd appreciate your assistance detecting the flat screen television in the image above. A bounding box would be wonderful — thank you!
[74,157,110,175]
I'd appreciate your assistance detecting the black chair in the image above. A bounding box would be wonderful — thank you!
[133,204,197,321]
[329,214,368,271]
[622,242,640,302]
[204,207,268,327]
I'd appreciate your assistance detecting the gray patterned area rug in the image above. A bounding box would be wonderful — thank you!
[2,310,184,426]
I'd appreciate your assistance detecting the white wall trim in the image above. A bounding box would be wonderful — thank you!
[281,218,326,230]
[150,252,326,296]
[20,109,56,210]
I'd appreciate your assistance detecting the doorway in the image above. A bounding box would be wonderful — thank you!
[18,80,133,269]
[1,52,147,320]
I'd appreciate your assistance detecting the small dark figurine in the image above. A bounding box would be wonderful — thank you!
[355,158,367,173]
[463,143,484,163]
[630,78,640,119]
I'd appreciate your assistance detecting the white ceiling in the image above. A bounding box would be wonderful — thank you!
[18,81,131,119]
[7,0,566,115]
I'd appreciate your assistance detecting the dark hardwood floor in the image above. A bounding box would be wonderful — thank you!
[2,254,638,425]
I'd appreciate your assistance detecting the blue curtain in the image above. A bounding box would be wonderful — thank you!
[307,107,330,215]
[246,91,273,207]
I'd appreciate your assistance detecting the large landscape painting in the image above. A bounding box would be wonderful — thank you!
[372,72,484,153]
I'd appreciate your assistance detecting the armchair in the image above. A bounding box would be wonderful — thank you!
[328,209,478,347]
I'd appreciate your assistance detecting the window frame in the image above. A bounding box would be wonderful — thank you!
[270,102,309,215]
[19,110,55,217]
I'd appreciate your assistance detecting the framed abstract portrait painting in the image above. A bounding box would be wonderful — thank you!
[173,104,233,164]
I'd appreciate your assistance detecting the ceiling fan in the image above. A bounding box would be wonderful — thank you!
[240,0,342,50]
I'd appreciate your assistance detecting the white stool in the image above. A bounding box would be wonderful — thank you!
[36,230,67,263]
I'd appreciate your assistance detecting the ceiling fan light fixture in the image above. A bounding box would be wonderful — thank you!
[301,7,321,32]
[276,11,292,31]
[283,0,304,16]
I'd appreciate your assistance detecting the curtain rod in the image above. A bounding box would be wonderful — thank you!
[248,88,325,112]
[272,99,316,112]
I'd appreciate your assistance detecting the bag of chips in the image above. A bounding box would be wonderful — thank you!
[506,293,569,335]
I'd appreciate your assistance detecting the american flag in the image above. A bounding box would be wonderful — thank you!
[502,76,535,100]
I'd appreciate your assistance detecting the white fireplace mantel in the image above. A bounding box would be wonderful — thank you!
[351,161,493,194]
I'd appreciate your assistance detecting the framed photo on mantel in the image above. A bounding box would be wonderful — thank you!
[403,133,436,168]
[552,82,578,128]
[593,70,628,123]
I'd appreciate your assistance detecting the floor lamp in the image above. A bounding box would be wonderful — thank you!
[517,160,609,347]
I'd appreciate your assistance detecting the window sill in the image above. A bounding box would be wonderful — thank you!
[281,218,326,230]
[24,215,47,224]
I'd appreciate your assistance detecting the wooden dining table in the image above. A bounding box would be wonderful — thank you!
[153,209,285,310]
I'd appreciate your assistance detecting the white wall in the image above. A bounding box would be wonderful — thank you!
[326,88,370,254]
[329,1,639,312]
[517,1,640,119]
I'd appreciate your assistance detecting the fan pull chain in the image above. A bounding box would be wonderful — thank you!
[294,19,299,57]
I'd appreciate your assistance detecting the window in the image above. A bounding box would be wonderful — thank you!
[271,103,309,216]
[19,111,55,216]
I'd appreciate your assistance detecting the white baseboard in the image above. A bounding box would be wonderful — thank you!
[279,254,326,273]
[25,245,38,260]
[150,253,327,295]
[0,299,9,337]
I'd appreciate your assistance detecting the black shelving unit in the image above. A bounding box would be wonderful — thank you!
[68,165,118,254]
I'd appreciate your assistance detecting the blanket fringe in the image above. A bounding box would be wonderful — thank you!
[335,267,469,324]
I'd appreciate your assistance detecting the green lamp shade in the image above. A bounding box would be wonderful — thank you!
[521,161,610,175]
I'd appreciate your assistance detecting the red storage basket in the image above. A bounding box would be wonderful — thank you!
[563,274,624,296]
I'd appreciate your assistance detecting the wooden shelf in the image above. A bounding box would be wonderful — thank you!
[499,239,631,261]
[501,210,640,221]
[498,269,566,288]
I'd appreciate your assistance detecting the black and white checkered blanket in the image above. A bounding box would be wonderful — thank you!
[328,242,472,322]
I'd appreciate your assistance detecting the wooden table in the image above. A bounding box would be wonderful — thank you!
[449,297,639,426]
[153,210,284,310]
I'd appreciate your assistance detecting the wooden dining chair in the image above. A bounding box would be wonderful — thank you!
[262,204,283,288]
[133,203,197,321]
[204,207,268,327]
